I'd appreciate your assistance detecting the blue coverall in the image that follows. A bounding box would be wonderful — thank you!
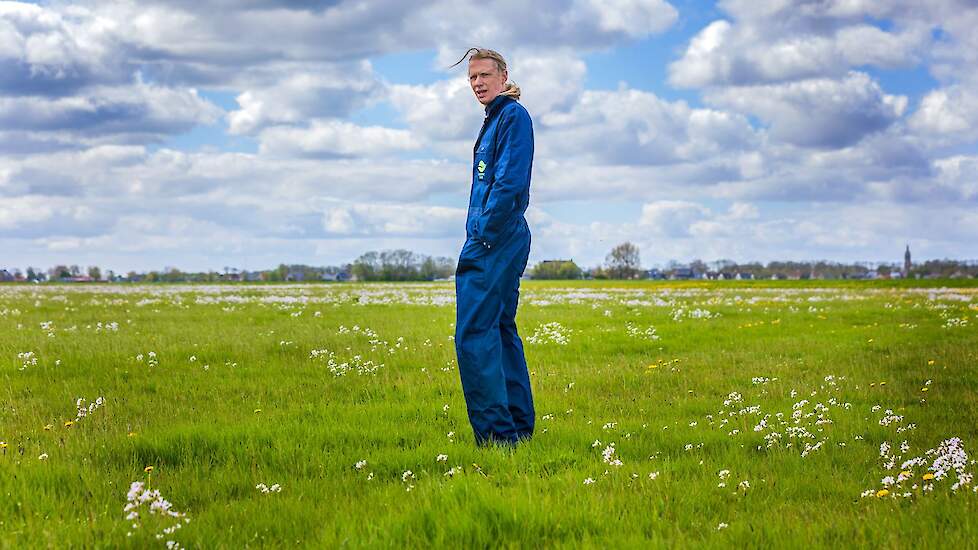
[455,94,535,446]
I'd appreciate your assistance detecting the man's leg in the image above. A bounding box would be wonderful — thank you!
[500,238,534,439]
[455,243,518,445]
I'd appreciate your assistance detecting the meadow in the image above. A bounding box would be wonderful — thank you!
[1,280,977,548]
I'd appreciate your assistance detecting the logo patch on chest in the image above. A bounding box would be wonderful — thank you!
[477,160,486,173]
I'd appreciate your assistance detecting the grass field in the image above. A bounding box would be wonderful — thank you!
[2,281,977,548]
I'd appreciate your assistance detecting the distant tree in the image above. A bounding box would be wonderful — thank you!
[69,265,81,277]
[689,259,709,275]
[351,250,452,281]
[50,265,71,280]
[161,268,183,282]
[713,259,737,272]
[605,242,641,279]
[531,260,583,280]
[419,256,438,281]
[351,252,379,281]
[432,257,456,280]
[87,266,101,281]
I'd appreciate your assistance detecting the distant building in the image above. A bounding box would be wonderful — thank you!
[0,269,13,282]
[321,271,350,282]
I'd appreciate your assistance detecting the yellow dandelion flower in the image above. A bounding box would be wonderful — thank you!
[64,420,74,428]
[43,424,53,431]
[867,338,874,343]
[900,471,912,477]
[879,381,886,386]
[254,408,262,414]
[870,383,876,387]
[144,466,154,473]
[876,489,889,497]
[921,387,928,392]
[127,432,137,437]
[0,442,7,450]
[923,473,935,481]
[927,359,935,365]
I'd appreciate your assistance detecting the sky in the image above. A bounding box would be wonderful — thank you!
[2,0,977,273]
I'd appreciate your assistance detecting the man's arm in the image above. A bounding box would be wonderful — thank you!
[475,106,533,247]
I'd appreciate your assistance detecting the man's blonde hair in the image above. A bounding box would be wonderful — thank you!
[451,48,521,100]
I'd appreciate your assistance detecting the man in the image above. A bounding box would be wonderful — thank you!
[453,48,535,447]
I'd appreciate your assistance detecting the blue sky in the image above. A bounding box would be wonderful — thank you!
[2,0,978,273]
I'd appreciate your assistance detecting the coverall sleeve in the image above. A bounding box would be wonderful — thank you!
[476,105,533,247]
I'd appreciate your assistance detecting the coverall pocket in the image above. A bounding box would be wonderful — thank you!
[466,206,482,237]
[456,238,489,277]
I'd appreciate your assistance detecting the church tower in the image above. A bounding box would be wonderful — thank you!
[903,244,911,277]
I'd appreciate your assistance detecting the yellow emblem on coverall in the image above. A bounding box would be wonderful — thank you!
[477,160,486,173]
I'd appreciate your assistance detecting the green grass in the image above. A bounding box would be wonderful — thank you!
[1,281,977,548]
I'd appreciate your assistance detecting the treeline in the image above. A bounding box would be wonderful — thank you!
[5,245,978,283]
[527,242,978,280]
[350,250,455,281]
[0,250,456,283]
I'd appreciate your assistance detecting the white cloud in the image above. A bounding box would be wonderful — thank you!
[910,86,978,138]
[669,4,927,88]
[639,200,711,237]
[389,79,479,145]
[0,79,221,141]
[258,120,419,158]
[0,2,129,95]
[934,155,978,201]
[321,202,464,237]
[228,62,384,135]
[582,0,678,37]
[541,86,757,164]
[706,72,907,148]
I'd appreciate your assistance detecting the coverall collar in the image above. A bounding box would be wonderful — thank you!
[484,94,512,117]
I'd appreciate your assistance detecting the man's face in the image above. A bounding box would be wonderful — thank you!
[469,58,507,105]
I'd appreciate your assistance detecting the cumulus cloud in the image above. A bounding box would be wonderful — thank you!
[227,62,384,134]
[322,202,463,237]
[527,197,977,268]
[0,79,221,139]
[389,78,480,145]
[934,155,978,201]
[541,87,757,164]
[706,72,907,148]
[639,200,711,237]
[910,85,978,138]
[668,0,937,90]
[0,2,130,96]
[258,120,419,158]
